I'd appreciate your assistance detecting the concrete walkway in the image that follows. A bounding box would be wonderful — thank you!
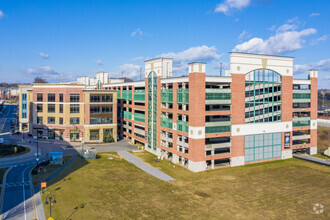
[118,151,175,181]
[293,154,330,166]
[318,119,330,127]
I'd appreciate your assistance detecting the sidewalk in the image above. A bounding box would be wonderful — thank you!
[293,154,330,166]
[118,151,175,181]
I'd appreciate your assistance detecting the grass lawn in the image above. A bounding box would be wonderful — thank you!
[32,155,74,187]
[318,127,330,153]
[0,145,30,158]
[41,151,330,219]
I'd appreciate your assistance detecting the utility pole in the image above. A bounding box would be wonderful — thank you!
[220,63,223,76]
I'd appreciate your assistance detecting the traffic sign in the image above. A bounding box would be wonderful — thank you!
[41,182,47,188]
[48,217,54,220]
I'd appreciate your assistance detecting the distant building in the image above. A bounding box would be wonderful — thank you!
[19,83,117,142]
[19,53,318,171]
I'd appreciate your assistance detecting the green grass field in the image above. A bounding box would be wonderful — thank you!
[0,145,30,158]
[41,152,330,219]
[318,127,330,153]
[32,155,73,187]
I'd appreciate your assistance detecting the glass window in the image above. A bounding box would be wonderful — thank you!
[245,69,282,123]
[22,112,27,118]
[102,106,112,113]
[48,93,55,102]
[48,104,55,113]
[90,95,100,102]
[59,93,63,102]
[59,117,63,124]
[70,117,80,124]
[90,106,100,113]
[37,117,43,124]
[245,132,282,162]
[37,93,43,102]
[90,129,99,140]
[102,117,112,124]
[22,94,27,101]
[103,129,113,136]
[59,104,63,113]
[70,104,80,113]
[22,103,27,109]
[47,117,55,124]
[37,104,43,112]
[102,95,112,102]
[70,93,80,102]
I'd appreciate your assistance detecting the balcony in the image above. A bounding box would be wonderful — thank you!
[205,125,231,134]
[205,88,231,105]
[177,120,189,133]
[293,117,310,127]
[293,92,311,103]
[123,111,132,120]
[177,89,189,104]
[161,89,173,103]
[122,90,132,100]
[161,118,173,129]
[134,112,145,122]
[134,90,145,102]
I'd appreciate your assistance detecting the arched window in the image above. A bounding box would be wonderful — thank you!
[245,69,282,123]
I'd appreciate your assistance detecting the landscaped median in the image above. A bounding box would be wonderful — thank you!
[0,168,8,193]
[0,145,30,158]
[33,151,330,219]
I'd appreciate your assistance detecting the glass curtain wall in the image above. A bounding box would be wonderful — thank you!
[148,72,157,150]
[245,69,282,123]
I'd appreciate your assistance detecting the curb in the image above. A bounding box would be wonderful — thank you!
[0,166,13,219]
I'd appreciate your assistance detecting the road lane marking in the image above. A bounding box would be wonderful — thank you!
[22,166,31,220]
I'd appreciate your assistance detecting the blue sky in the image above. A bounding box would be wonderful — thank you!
[0,0,329,88]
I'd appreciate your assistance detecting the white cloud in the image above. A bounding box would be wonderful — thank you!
[118,64,142,79]
[132,56,145,62]
[276,23,298,33]
[238,30,251,41]
[233,28,317,55]
[311,34,328,45]
[25,66,75,82]
[215,0,251,15]
[39,52,49,59]
[0,10,4,19]
[131,28,143,38]
[310,13,320,17]
[96,59,103,65]
[294,59,330,74]
[158,45,222,72]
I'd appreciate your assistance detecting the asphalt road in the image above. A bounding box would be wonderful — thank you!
[1,164,36,220]
[0,105,17,135]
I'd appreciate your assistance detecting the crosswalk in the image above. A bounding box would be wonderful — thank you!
[0,182,30,188]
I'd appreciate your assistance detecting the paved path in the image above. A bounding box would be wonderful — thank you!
[118,151,175,181]
[293,154,330,166]
[318,119,330,127]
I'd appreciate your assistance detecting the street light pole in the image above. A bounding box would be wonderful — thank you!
[45,195,56,218]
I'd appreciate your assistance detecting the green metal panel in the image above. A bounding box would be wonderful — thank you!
[134,90,145,101]
[293,120,310,127]
[177,88,189,104]
[161,89,173,103]
[177,120,189,133]
[205,126,231,133]
[123,111,132,120]
[134,112,145,122]
[160,118,173,129]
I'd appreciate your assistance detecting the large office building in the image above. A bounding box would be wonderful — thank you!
[19,83,117,142]
[19,52,318,171]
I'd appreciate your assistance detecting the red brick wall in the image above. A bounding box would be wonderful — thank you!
[282,76,293,121]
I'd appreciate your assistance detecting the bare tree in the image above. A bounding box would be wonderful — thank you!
[33,77,48,83]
